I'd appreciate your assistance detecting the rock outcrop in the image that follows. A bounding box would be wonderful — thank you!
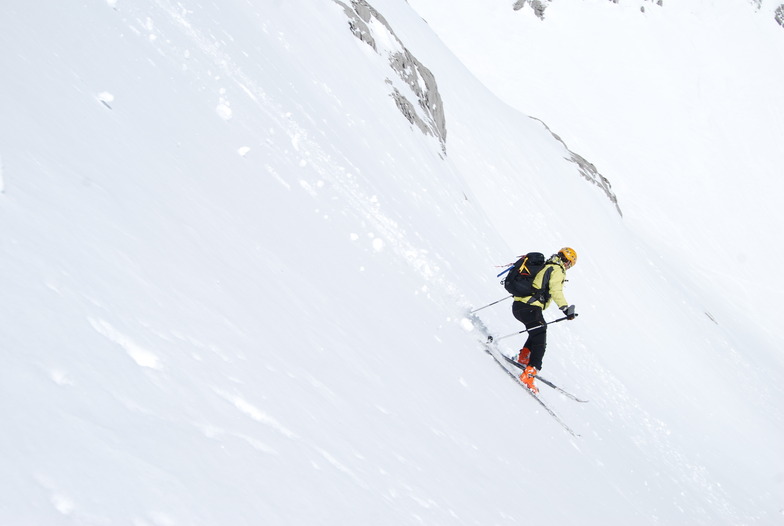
[334,0,447,153]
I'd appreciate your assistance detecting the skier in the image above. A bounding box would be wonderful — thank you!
[512,247,577,393]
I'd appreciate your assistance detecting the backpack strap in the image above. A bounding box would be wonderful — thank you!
[526,265,554,305]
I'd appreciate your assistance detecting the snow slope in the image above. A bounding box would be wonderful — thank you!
[0,0,782,524]
[408,0,784,336]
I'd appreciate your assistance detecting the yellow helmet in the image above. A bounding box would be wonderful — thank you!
[558,247,577,268]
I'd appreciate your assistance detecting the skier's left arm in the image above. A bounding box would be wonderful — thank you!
[548,265,568,309]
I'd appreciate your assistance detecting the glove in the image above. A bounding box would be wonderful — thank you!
[561,305,576,320]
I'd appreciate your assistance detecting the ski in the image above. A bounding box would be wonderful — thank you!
[501,354,589,403]
[480,340,581,437]
[465,310,582,436]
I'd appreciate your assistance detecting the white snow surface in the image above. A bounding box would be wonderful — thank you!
[1,0,782,524]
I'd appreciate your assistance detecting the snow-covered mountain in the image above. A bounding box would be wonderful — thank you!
[1,0,782,524]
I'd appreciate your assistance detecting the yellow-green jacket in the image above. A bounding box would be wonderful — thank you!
[514,256,568,309]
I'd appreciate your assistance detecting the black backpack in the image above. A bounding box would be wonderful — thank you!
[503,252,546,297]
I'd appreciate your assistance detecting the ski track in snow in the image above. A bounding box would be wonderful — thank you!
[89,317,163,370]
[197,424,278,455]
[212,388,299,440]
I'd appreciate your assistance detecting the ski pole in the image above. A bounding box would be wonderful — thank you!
[469,295,513,314]
[490,313,578,342]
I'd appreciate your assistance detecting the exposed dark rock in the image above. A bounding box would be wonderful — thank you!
[513,0,550,20]
[513,0,663,19]
[333,0,447,153]
[531,117,623,216]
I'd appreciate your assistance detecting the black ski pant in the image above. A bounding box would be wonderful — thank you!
[512,300,547,370]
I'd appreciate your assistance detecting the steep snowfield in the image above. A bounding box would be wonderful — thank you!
[0,0,782,524]
[408,0,784,331]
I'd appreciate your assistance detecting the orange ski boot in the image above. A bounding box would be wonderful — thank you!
[516,347,531,367]
[519,365,539,394]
